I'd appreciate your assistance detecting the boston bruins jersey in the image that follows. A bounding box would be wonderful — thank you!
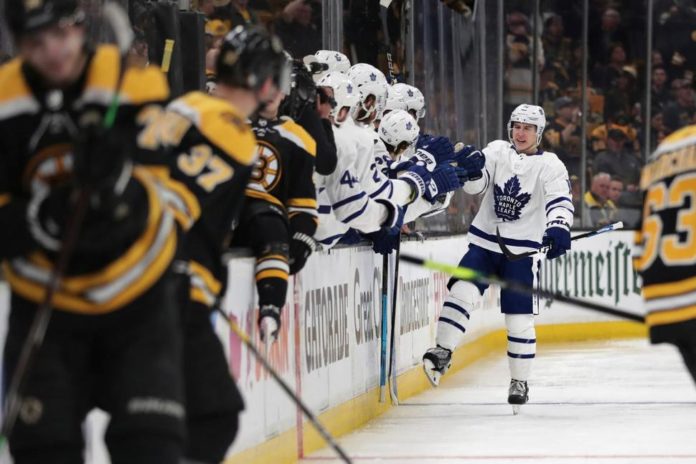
[635,124,696,343]
[151,91,257,307]
[247,115,318,237]
[0,45,176,314]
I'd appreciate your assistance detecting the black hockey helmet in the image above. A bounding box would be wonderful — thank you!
[216,25,291,95]
[279,58,317,120]
[5,0,85,38]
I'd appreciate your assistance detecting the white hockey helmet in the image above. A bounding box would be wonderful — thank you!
[303,50,351,83]
[316,72,359,126]
[391,83,425,119]
[507,103,546,147]
[347,63,389,120]
[381,85,409,118]
[379,109,420,149]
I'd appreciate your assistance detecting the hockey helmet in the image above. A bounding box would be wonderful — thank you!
[381,85,409,118]
[217,26,291,94]
[5,0,84,38]
[346,63,389,120]
[316,72,360,126]
[390,83,426,119]
[379,109,420,150]
[303,50,351,83]
[508,103,546,147]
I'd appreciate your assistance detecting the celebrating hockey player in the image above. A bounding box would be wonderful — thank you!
[422,103,573,414]
[634,124,696,386]
[0,1,185,462]
[149,26,290,463]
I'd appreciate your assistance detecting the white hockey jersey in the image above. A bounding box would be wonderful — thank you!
[465,140,573,254]
[314,119,390,248]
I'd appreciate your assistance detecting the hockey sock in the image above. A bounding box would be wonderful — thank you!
[436,281,479,351]
[505,314,536,381]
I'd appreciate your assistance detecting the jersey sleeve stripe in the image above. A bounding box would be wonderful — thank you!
[545,196,572,210]
[342,199,370,223]
[547,205,575,215]
[369,181,391,199]
[333,191,366,209]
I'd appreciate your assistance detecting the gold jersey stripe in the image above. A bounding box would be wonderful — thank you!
[189,260,223,296]
[647,304,696,327]
[643,274,696,299]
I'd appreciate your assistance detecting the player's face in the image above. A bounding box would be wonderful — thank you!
[19,23,86,87]
[511,122,537,153]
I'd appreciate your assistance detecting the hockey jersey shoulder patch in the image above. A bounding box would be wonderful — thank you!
[0,58,39,119]
[169,91,256,166]
[493,175,531,221]
[277,119,317,156]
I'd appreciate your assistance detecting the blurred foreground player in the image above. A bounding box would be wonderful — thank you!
[0,1,185,462]
[634,124,696,386]
[153,26,290,463]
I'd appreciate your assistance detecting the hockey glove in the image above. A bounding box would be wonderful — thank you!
[455,149,485,181]
[398,162,432,199]
[289,232,317,274]
[366,225,401,255]
[417,135,455,164]
[542,222,571,260]
[423,164,464,203]
[259,304,281,345]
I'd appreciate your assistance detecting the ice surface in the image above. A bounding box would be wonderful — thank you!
[301,339,696,464]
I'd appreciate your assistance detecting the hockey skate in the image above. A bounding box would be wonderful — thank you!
[508,379,529,415]
[422,346,452,387]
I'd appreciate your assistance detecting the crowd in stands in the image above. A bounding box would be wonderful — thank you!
[506,0,696,228]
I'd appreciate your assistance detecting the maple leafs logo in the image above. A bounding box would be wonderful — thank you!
[494,176,531,222]
[347,84,353,94]
[406,121,412,130]
[370,72,377,81]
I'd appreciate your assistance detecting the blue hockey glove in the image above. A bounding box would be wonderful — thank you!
[456,149,485,181]
[424,164,462,203]
[542,222,571,260]
[417,135,455,164]
[399,162,432,199]
[366,225,401,255]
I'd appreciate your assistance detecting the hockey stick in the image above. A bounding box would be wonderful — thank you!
[496,221,624,262]
[387,240,400,405]
[215,307,353,464]
[379,253,389,403]
[399,254,645,323]
[0,2,134,445]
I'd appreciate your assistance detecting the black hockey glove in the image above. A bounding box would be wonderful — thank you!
[289,232,317,274]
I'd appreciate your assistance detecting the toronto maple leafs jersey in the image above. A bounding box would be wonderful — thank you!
[314,120,390,248]
[465,140,573,254]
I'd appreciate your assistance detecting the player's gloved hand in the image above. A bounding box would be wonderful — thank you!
[417,135,455,164]
[377,199,405,230]
[455,149,485,181]
[423,164,464,203]
[289,232,317,274]
[259,304,281,345]
[398,162,432,199]
[542,221,571,260]
[366,225,401,255]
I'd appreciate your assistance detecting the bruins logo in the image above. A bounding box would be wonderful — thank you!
[251,141,281,191]
[22,143,74,192]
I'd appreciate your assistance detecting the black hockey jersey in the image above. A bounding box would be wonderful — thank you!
[148,91,257,307]
[0,45,176,314]
[635,124,696,343]
[247,116,318,238]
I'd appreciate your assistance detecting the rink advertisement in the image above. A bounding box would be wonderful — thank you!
[0,232,647,464]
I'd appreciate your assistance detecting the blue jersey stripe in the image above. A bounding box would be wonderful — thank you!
[369,181,391,199]
[507,336,536,344]
[507,351,536,359]
[443,301,471,320]
[545,196,572,210]
[333,191,366,209]
[439,316,467,333]
[343,199,370,223]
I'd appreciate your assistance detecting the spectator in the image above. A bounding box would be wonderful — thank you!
[608,175,624,204]
[210,0,259,30]
[542,14,573,68]
[593,128,643,188]
[591,42,628,90]
[651,64,672,111]
[590,111,638,154]
[663,78,696,133]
[589,8,630,65]
[275,0,322,59]
[583,172,617,227]
[648,110,668,152]
[544,96,582,176]
[604,65,639,120]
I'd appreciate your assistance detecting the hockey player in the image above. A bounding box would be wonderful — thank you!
[422,104,573,414]
[634,124,696,386]
[232,76,318,346]
[391,82,426,121]
[0,1,185,462]
[312,72,404,252]
[151,26,290,463]
[303,49,351,83]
